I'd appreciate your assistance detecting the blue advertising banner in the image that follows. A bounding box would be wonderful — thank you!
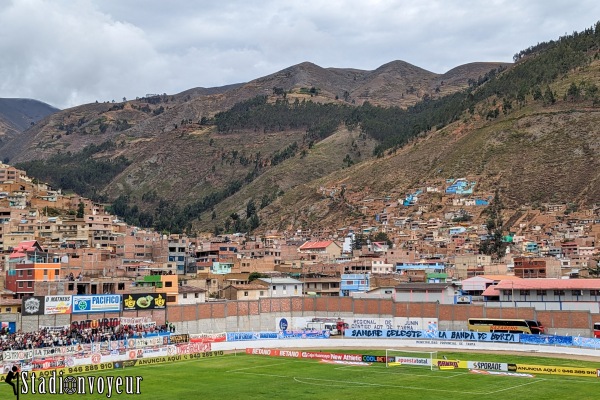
[226,330,331,342]
[345,329,519,342]
[520,334,573,346]
[279,330,330,339]
[572,336,600,349]
[71,295,122,314]
[227,332,261,341]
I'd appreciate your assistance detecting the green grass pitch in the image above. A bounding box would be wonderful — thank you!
[12,350,600,399]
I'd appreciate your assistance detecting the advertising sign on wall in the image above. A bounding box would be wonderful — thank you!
[71,295,122,314]
[345,317,438,331]
[122,293,167,311]
[44,296,73,314]
[21,296,45,316]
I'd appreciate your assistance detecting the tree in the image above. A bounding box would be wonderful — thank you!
[479,189,507,260]
[566,82,581,101]
[248,272,266,282]
[543,86,556,105]
[246,199,256,218]
[582,256,600,277]
[372,232,393,247]
[76,202,85,218]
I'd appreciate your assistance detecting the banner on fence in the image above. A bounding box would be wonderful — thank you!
[33,345,82,358]
[572,336,600,349]
[3,349,34,361]
[167,342,211,355]
[134,336,169,348]
[120,316,153,325]
[39,325,70,331]
[169,334,190,344]
[190,332,226,343]
[279,330,330,339]
[345,329,519,342]
[520,334,573,346]
[71,318,120,330]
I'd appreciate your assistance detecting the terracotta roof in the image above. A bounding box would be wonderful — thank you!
[481,286,500,296]
[178,285,207,294]
[9,252,26,259]
[0,298,22,306]
[299,240,334,250]
[224,284,266,291]
[491,279,600,291]
[479,275,522,281]
[394,282,457,291]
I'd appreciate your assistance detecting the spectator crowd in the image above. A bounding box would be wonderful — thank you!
[0,322,175,351]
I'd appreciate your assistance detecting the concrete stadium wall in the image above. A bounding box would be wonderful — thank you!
[15,297,597,336]
[165,298,595,336]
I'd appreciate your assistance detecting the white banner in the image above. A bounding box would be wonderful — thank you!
[120,316,153,325]
[33,345,83,358]
[44,295,72,315]
[3,349,34,361]
[135,336,167,348]
[344,317,438,331]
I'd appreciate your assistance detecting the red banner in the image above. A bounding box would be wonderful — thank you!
[190,332,226,343]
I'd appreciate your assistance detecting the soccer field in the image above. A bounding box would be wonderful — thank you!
[14,350,600,400]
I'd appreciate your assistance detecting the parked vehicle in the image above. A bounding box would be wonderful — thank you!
[306,318,349,336]
[593,322,600,338]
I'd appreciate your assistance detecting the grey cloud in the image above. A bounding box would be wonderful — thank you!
[1,0,599,109]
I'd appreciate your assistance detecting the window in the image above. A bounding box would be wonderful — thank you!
[244,291,249,297]
[68,283,74,291]
[572,290,583,296]
[590,290,600,296]
[194,293,199,298]
[554,290,565,296]
[5,308,10,312]
[17,270,23,277]
[502,290,511,296]
[165,281,173,287]
[260,291,264,296]
[27,281,33,288]
[283,285,286,290]
[118,283,124,290]
[537,290,546,296]
[166,296,176,303]
[519,290,530,296]
[55,269,59,275]
[272,286,276,291]
[183,293,187,299]
[18,282,23,288]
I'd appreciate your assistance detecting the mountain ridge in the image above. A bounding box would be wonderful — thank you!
[2,23,600,236]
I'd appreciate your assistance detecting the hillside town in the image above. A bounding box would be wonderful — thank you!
[0,161,599,328]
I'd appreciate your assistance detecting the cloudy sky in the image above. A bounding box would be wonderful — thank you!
[1,0,599,109]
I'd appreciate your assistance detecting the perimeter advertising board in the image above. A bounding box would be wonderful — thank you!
[44,295,72,314]
[71,295,121,314]
[122,293,167,311]
[21,296,45,316]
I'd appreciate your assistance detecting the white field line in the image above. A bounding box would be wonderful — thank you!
[288,375,486,394]
[485,378,546,393]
